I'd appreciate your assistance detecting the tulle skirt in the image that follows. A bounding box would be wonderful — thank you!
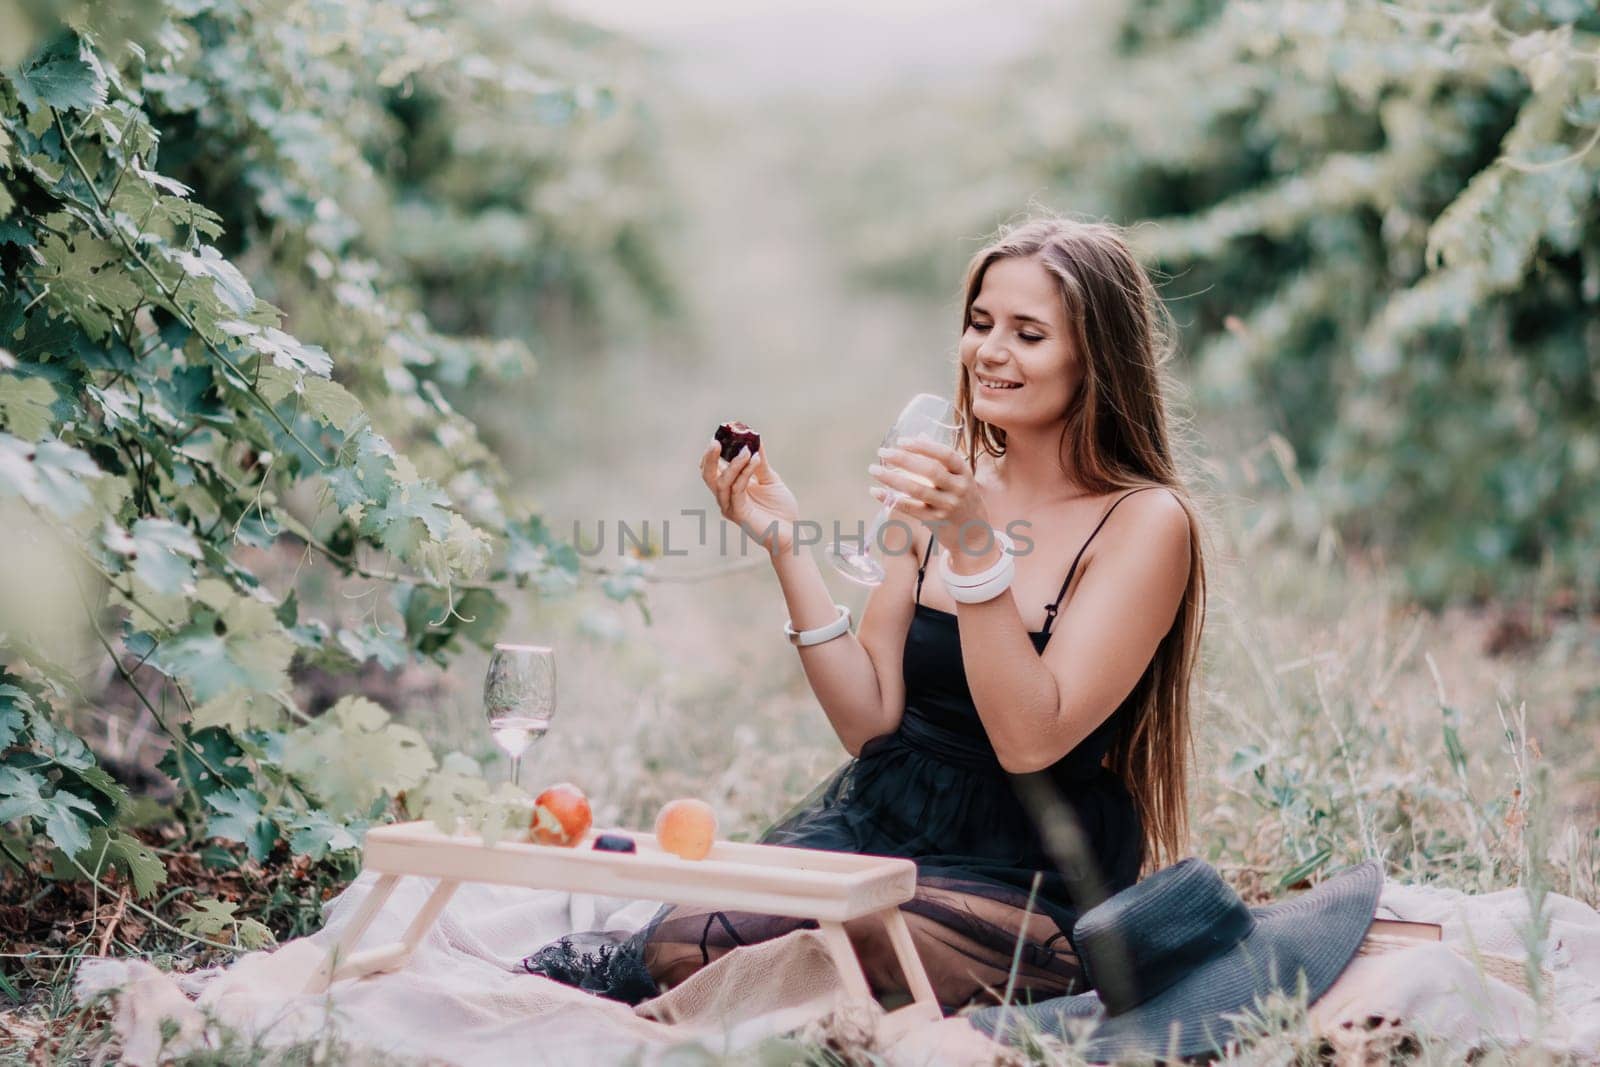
[617,710,1144,1013]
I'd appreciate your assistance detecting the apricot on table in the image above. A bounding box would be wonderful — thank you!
[654,798,717,860]
[529,782,592,846]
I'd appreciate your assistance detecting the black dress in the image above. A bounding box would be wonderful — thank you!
[523,488,1156,1012]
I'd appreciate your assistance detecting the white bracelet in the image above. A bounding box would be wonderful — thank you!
[784,603,852,647]
[944,552,1015,603]
[939,529,1016,587]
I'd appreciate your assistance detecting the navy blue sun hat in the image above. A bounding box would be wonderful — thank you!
[966,857,1384,1061]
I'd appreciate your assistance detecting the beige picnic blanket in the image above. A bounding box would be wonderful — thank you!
[74,870,1600,1064]
[1311,879,1600,1058]
[74,871,1005,1066]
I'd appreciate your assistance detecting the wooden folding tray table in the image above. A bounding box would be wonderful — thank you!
[306,820,942,1031]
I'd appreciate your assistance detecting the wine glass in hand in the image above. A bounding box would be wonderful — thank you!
[828,393,962,586]
[484,643,555,788]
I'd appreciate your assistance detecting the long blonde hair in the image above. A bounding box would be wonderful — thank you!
[955,215,1209,874]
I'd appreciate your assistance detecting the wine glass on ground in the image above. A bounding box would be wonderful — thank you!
[827,393,963,586]
[484,643,556,788]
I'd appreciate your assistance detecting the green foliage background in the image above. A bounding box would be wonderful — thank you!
[0,0,675,909]
[808,0,1599,607]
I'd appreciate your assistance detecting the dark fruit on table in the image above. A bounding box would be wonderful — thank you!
[715,420,761,462]
[592,833,637,853]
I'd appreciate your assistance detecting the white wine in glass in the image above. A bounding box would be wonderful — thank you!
[483,643,556,788]
[828,393,962,586]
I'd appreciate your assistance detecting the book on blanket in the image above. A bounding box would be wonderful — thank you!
[1368,917,1442,941]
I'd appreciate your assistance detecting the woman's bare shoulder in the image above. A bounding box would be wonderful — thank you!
[1096,485,1192,573]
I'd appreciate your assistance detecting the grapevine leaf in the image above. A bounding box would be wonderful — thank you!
[451,587,508,649]
[128,517,202,595]
[151,583,295,702]
[0,764,47,821]
[417,513,491,582]
[176,247,256,317]
[26,713,94,769]
[248,326,332,378]
[131,160,192,198]
[505,515,580,583]
[0,683,35,713]
[281,696,435,817]
[0,682,32,749]
[403,750,490,836]
[152,633,244,703]
[0,765,96,857]
[258,365,363,432]
[8,37,107,113]
[0,433,101,518]
[154,364,229,427]
[156,726,251,799]
[399,585,506,655]
[335,623,409,669]
[204,786,276,860]
[142,70,207,111]
[324,429,397,512]
[30,438,101,516]
[190,688,282,732]
[42,792,95,858]
[180,897,239,939]
[85,827,166,898]
[237,917,275,950]
[300,375,364,432]
[368,479,453,558]
[65,763,126,806]
[0,705,22,750]
[0,375,57,441]
[30,234,143,341]
[285,808,362,860]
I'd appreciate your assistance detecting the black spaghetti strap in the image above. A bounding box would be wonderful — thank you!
[914,534,936,606]
[1039,486,1162,637]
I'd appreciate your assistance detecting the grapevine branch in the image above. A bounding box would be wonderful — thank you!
[1504,123,1600,174]
[44,117,747,604]
[68,856,242,954]
[51,113,329,470]
[68,544,231,781]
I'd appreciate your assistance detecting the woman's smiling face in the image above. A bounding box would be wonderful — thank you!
[960,254,1079,432]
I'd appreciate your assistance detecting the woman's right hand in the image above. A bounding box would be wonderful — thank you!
[700,439,800,555]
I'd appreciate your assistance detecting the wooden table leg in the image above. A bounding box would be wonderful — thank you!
[876,905,943,1032]
[817,910,943,1040]
[305,876,461,993]
[816,919,873,1001]
[305,873,400,994]
[398,878,459,955]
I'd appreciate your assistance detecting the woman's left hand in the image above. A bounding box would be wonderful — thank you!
[868,438,991,557]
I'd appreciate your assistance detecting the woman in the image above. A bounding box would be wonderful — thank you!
[525,215,1208,1013]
